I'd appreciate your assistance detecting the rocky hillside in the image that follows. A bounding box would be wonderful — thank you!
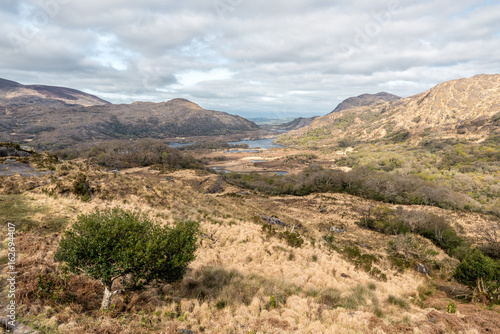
[0,78,110,107]
[331,92,401,113]
[0,98,260,148]
[278,74,500,146]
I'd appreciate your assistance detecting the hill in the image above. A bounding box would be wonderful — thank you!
[2,145,500,333]
[331,92,401,113]
[273,116,319,131]
[0,78,110,107]
[0,98,260,148]
[278,74,500,147]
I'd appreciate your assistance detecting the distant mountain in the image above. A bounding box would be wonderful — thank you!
[1,98,260,147]
[0,78,110,107]
[278,74,500,146]
[331,92,401,113]
[274,116,319,131]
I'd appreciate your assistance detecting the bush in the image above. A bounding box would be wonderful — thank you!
[55,208,199,309]
[454,249,500,297]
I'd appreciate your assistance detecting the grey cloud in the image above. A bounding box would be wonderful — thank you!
[0,0,499,117]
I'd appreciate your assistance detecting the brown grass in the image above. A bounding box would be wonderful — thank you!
[1,161,498,333]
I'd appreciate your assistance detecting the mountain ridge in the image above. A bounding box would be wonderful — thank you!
[278,74,500,146]
[0,98,260,147]
[0,78,110,107]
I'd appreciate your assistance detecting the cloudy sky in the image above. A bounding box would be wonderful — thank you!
[1,0,500,117]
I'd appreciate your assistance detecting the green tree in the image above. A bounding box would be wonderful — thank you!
[54,208,199,310]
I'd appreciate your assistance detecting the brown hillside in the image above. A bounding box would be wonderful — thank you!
[0,78,110,107]
[279,74,500,146]
[0,98,260,147]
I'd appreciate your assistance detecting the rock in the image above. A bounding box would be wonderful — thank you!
[330,226,345,233]
[259,215,287,227]
[414,262,431,275]
[178,329,194,334]
[111,169,119,173]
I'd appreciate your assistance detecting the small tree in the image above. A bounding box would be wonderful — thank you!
[55,208,199,310]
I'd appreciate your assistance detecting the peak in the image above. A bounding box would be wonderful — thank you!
[331,92,401,113]
[165,98,203,110]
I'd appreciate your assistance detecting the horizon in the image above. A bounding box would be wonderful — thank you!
[1,1,500,118]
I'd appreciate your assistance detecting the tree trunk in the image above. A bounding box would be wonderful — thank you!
[101,284,119,310]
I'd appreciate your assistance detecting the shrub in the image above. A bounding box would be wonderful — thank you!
[454,249,500,299]
[72,173,92,201]
[387,295,409,309]
[447,302,456,313]
[55,208,199,309]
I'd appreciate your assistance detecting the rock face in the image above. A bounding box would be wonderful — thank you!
[0,78,110,107]
[331,92,401,113]
[278,74,500,146]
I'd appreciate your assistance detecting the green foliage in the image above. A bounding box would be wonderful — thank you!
[447,302,456,313]
[261,225,304,248]
[342,245,378,273]
[225,165,473,211]
[57,139,202,170]
[55,209,199,291]
[385,130,410,143]
[72,173,92,201]
[387,295,409,310]
[269,295,277,309]
[359,207,468,258]
[454,249,500,298]
[280,231,304,248]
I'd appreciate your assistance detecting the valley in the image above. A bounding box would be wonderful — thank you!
[1,74,500,333]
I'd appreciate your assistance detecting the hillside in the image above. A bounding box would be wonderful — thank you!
[331,92,401,113]
[2,145,500,333]
[0,98,260,148]
[273,116,319,131]
[0,78,110,107]
[278,74,500,146]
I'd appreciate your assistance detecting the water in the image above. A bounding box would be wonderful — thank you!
[168,137,283,150]
[226,149,261,153]
[167,142,193,148]
[227,138,283,149]
[211,167,288,176]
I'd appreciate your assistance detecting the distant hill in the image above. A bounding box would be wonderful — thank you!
[0,78,110,107]
[1,98,260,148]
[274,116,319,131]
[278,74,500,147]
[331,92,401,113]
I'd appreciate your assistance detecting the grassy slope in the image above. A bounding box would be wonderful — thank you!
[1,159,500,333]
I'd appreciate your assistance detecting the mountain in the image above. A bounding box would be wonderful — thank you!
[278,74,500,146]
[0,98,260,147]
[0,78,110,107]
[331,92,401,113]
[274,116,319,131]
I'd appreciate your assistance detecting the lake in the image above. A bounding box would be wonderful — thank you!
[227,138,283,149]
[168,137,283,150]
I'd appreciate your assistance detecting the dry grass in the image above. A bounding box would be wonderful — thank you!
[1,162,498,333]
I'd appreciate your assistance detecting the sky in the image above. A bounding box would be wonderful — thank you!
[1,0,500,118]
